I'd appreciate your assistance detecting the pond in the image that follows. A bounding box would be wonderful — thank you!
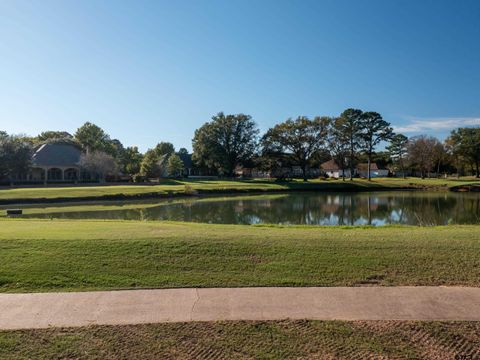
[7,191,480,226]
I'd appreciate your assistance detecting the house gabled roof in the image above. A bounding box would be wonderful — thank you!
[32,143,82,167]
[321,159,340,170]
[356,163,380,171]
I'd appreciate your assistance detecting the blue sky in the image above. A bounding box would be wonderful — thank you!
[1,0,479,151]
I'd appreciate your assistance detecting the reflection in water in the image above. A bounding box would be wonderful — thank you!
[21,192,480,226]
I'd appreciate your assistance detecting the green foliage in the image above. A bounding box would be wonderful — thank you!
[122,146,143,176]
[177,147,189,156]
[154,142,175,157]
[36,131,73,143]
[74,122,111,154]
[360,112,393,180]
[338,109,364,179]
[387,134,409,176]
[140,149,161,178]
[139,142,176,178]
[0,135,32,182]
[447,128,480,177]
[167,154,184,177]
[327,117,350,178]
[103,139,124,158]
[192,112,259,176]
[262,116,331,180]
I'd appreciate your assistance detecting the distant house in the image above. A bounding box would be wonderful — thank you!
[29,142,82,183]
[320,160,352,179]
[177,152,218,177]
[235,164,320,179]
[320,160,389,179]
[356,163,389,178]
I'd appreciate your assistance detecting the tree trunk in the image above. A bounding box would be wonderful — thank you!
[302,165,308,182]
[367,156,371,181]
[349,143,354,181]
[349,156,354,181]
[476,161,479,178]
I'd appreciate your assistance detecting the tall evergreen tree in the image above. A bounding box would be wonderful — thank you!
[338,109,363,180]
[360,112,393,180]
[386,134,409,178]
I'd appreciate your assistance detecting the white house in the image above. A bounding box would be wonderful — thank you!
[321,160,389,179]
[320,160,353,178]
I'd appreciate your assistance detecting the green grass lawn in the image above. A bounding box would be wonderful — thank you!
[1,320,479,359]
[1,219,479,292]
[0,177,478,203]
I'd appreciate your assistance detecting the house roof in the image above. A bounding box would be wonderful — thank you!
[321,160,387,172]
[356,163,380,171]
[32,143,82,167]
[321,160,340,170]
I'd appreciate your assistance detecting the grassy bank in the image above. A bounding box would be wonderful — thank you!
[0,178,478,204]
[1,320,479,359]
[1,220,479,292]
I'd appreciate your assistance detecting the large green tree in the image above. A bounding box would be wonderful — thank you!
[360,112,393,180]
[447,128,480,177]
[0,135,32,184]
[192,113,259,177]
[167,154,184,177]
[154,142,175,157]
[261,116,330,181]
[139,142,176,178]
[122,146,143,176]
[74,122,111,154]
[36,131,73,143]
[338,109,364,180]
[140,149,161,178]
[328,117,350,180]
[386,134,409,178]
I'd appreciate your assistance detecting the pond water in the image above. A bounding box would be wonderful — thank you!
[11,191,480,226]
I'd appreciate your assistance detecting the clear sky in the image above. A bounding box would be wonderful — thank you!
[1,0,479,151]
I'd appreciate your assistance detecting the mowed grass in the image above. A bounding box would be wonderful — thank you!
[1,320,479,359]
[0,177,478,202]
[0,219,479,292]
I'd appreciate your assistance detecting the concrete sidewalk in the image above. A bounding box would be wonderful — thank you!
[1,287,480,330]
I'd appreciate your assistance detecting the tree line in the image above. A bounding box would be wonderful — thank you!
[1,109,479,183]
[193,110,480,180]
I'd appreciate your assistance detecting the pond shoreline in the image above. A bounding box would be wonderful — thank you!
[0,181,473,205]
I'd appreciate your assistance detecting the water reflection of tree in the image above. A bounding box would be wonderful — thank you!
[27,192,480,226]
